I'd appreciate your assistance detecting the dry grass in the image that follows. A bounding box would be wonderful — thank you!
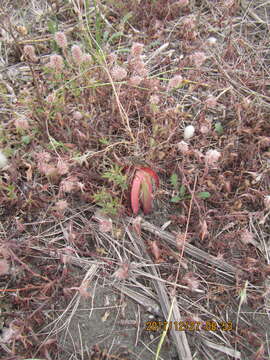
[0,0,269,359]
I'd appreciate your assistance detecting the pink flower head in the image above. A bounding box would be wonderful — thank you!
[55,32,68,49]
[205,95,217,109]
[131,42,144,58]
[128,75,143,86]
[111,65,127,81]
[264,196,270,210]
[0,259,9,275]
[177,141,189,153]
[182,272,200,291]
[132,60,148,77]
[205,149,221,166]
[178,0,189,6]
[14,116,29,130]
[149,95,160,105]
[71,45,83,65]
[167,74,183,91]
[48,54,64,72]
[192,51,207,68]
[23,45,38,62]
[73,111,83,120]
[240,229,254,245]
[55,200,69,212]
[82,53,92,63]
[57,159,69,175]
[182,15,196,30]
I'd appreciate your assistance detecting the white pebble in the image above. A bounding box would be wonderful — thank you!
[184,125,195,140]
[0,151,8,169]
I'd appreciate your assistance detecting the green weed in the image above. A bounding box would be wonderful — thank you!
[93,189,122,216]
[170,173,211,202]
[102,164,128,190]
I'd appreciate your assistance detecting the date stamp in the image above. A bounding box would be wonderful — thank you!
[144,320,233,332]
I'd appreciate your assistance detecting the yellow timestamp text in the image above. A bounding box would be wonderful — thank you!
[144,320,233,332]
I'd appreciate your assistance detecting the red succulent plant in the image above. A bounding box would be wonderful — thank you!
[130,167,159,215]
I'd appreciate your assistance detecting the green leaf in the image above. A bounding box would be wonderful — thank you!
[22,135,31,144]
[108,31,123,44]
[171,196,181,203]
[99,138,109,145]
[47,18,58,34]
[103,30,109,43]
[215,122,224,135]
[197,191,211,199]
[179,184,186,197]
[121,11,133,24]
[102,165,127,190]
[170,173,178,188]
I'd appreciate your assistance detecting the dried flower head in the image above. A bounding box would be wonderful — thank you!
[99,218,113,233]
[107,52,117,66]
[0,259,9,275]
[55,31,68,49]
[70,281,91,298]
[46,92,56,103]
[240,229,254,245]
[0,150,8,169]
[55,200,69,213]
[14,116,29,130]
[205,149,221,166]
[82,53,92,63]
[131,42,144,58]
[57,159,69,175]
[0,245,10,259]
[182,15,196,30]
[23,45,38,62]
[146,78,160,91]
[149,95,160,105]
[48,54,64,72]
[205,95,217,109]
[176,232,188,251]
[128,75,143,86]
[264,196,270,210]
[223,0,235,8]
[178,0,189,6]
[177,140,189,153]
[184,125,195,140]
[75,129,87,140]
[73,111,83,120]
[2,320,23,344]
[200,124,211,134]
[167,74,183,91]
[199,219,208,241]
[59,246,74,265]
[111,65,127,81]
[241,97,251,110]
[132,216,142,236]
[60,176,82,193]
[38,163,57,177]
[16,25,28,36]
[182,272,200,291]
[36,151,51,163]
[150,240,162,262]
[113,263,130,280]
[191,51,207,68]
[71,45,83,65]
[132,60,148,77]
